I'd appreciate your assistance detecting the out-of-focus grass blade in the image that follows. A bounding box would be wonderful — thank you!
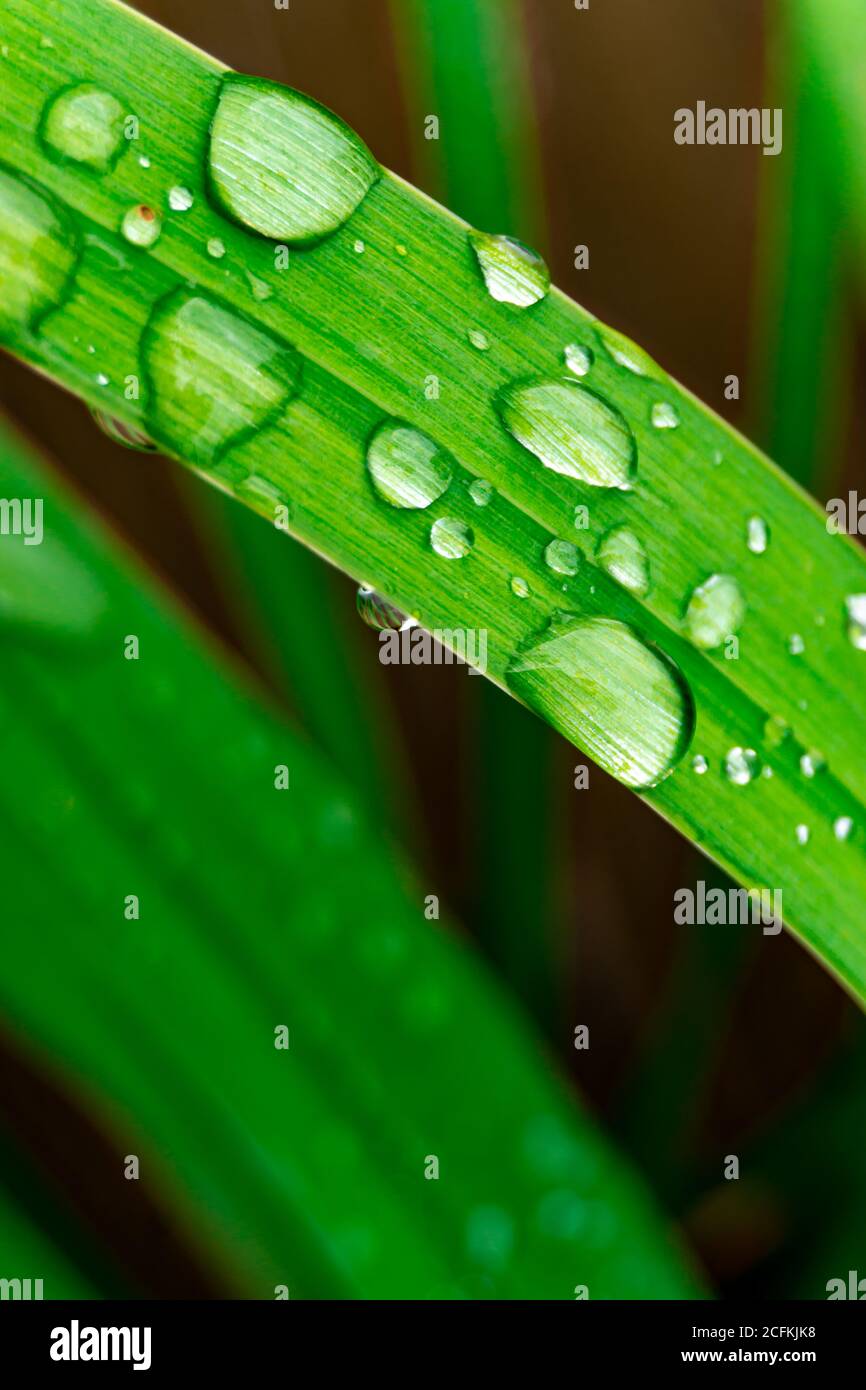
[0,1179,97,1299]
[0,418,700,1299]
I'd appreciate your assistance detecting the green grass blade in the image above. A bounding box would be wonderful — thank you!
[0,1182,97,1299]
[3,0,866,1004]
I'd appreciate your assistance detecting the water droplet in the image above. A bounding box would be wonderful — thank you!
[0,527,107,637]
[245,270,273,301]
[467,328,490,351]
[795,823,810,845]
[511,576,530,598]
[207,75,379,244]
[845,594,866,649]
[121,203,162,248]
[563,343,593,377]
[692,753,708,774]
[597,323,663,378]
[544,539,580,576]
[138,154,151,169]
[207,236,225,259]
[0,166,79,339]
[168,184,194,212]
[353,239,365,254]
[497,379,637,490]
[91,409,157,452]
[746,515,769,554]
[764,714,790,749]
[506,616,694,789]
[366,421,453,509]
[430,517,473,559]
[395,243,408,257]
[469,230,550,308]
[142,289,302,466]
[684,574,745,650]
[94,372,109,387]
[356,585,405,631]
[834,816,853,842]
[724,746,760,786]
[800,749,825,779]
[651,401,679,429]
[468,478,493,508]
[788,632,805,655]
[40,83,125,172]
[597,525,650,596]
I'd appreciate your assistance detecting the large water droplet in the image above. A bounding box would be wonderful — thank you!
[142,289,302,466]
[356,585,405,631]
[468,477,493,506]
[544,539,580,576]
[684,574,745,650]
[597,525,650,596]
[469,231,550,308]
[724,746,760,785]
[366,421,453,509]
[91,409,157,452]
[207,75,379,244]
[563,343,593,377]
[596,323,663,378]
[496,379,637,490]
[0,527,106,637]
[121,203,161,248]
[40,83,125,172]
[430,517,473,559]
[650,401,679,430]
[0,165,78,340]
[168,185,194,212]
[506,616,694,788]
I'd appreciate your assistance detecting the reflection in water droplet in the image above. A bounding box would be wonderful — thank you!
[834,816,853,841]
[91,409,157,452]
[846,594,866,650]
[597,323,663,378]
[469,230,550,308]
[0,165,79,339]
[366,421,453,509]
[496,379,637,490]
[544,539,580,576]
[430,516,473,559]
[142,289,302,466]
[356,585,405,631]
[684,573,745,650]
[121,203,161,248]
[724,746,760,785]
[506,616,694,789]
[511,576,529,598]
[564,343,593,377]
[747,515,769,554]
[40,83,125,172]
[168,185,194,212]
[0,527,107,637]
[651,402,679,429]
[469,478,493,507]
[597,526,650,596]
[207,75,379,244]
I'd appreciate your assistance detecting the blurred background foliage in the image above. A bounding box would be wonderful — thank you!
[0,0,863,1298]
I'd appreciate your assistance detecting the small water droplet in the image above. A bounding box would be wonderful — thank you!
[497,378,637,490]
[353,238,365,254]
[395,242,408,257]
[684,574,745,650]
[142,289,302,466]
[834,816,853,841]
[800,749,825,779]
[711,449,724,466]
[366,420,453,509]
[467,328,490,351]
[168,184,194,212]
[788,632,805,655]
[469,230,550,308]
[121,203,161,248]
[692,754,708,774]
[207,236,226,259]
[138,154,151,169]
[724,746,760,786]
[356,585,405,631]
[430,517,473,559]
[0,166,79,340]
[245,270,272,301]
[563,343,593,377]
[746,515,769,554]
[597,323,663,378]
[597,525,650,596]
[511,576,530,598]
[795,823,810,845]
[207,75,379,244]
[845,594,866,649]
[651,401,679,429]
[764,715,790,749]
[544,539,580,576]
[469,478,493,506]
[39,83,125,172]
[91,408,157,452]
[95,372,109,386]
[506,616,694,788]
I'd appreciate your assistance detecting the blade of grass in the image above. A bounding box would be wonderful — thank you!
[3,0,866,1005]
[0,1180,97,1299]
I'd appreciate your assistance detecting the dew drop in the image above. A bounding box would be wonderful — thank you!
[788,632,805,655]
[469,230,550,308]
[764,715,790,749]
[597,525,650,596]
[121,203,162,248]
[692,753,708,774]
[496,379,637,490]
[94,372,109,387]
[168,184,194,212]
[0,165,79,340]
[563,343,593,377]
[799,749,825,779]
[651,402,679,429]
[684,574,745,650]
[430,517,473,559]
[834,816,854,841]
[207,75,379,244]
[138,154,151,169]
[142,289,302,466]
[511,576,530,598]
[597,323,663,378]
[544,539,580,576]
[245,270,273,301]
[747,515,769,554]
[467,328,490,351]
[356,585,405,631]
[366,421,453,509]
[506,616,694,789]
[469,478,493,506]
[40,83,125,172]
[207,236,226,259]
[91,409,157,452]
[724,746,760,786]
[795,823,810,846]
[845,594,866,650]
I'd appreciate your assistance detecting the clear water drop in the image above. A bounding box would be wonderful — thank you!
[168,185,194,212]
[138,154,151,169]
[467,328,490,351]
[684,574,745,650]
[40,83,125,172]
[563,343,593,377]
[764,714,790,748]
[692,753,708,774]
[469,230,550,308]
[497,378,637,490]
[845,594,866,649]
[207,236,226,259]
[353,238,365,254]
[142,289,302,466]
[800,749,825,779]
[91,409,157,452]
[788,632,805,655]
[366,421,453,509]
[511,576,530,598]
[795,823,810,845]
[651,402,679,429]
[121,203,162,248]
[430,517,473,559]
[597,323,663,378]
[245,270,273,301]
[597,525,650,596]
[747,515,769,554]
[0,166,79,339]
[834,816,853,841]
[506,616,694,789]
[356,585,405,631]
[544,539,580,576]
[469,478,493,506]
[724,746,760,785]
[207,75,379,244]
